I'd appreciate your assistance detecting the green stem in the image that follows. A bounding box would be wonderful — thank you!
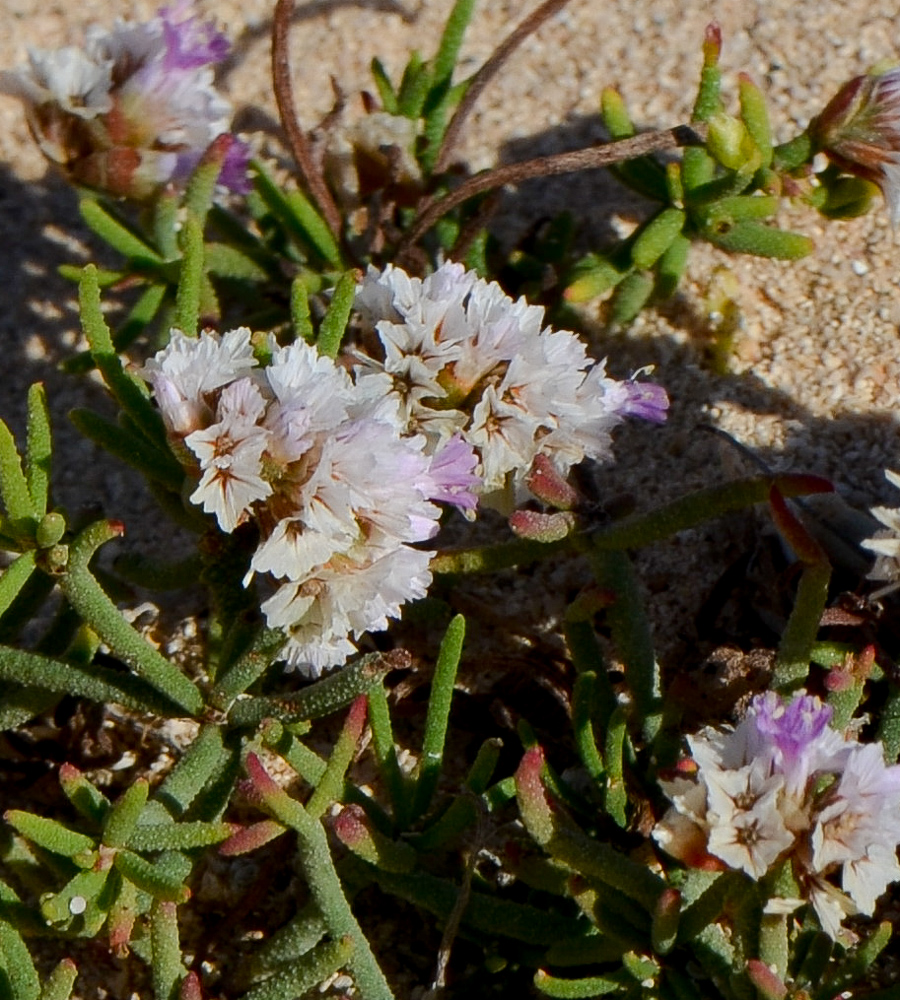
[411,614,465,820]
[59,521,203,716]
[587,549,661,742]
[246,755,394,1000]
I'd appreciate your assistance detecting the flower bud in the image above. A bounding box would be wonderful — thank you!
[812,68,900,225]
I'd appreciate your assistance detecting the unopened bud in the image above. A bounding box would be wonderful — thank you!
[812,67,900,226]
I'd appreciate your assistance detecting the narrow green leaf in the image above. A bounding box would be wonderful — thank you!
[60,520,204,716]
[182,137,231,228]
[4,811,95,863]
[367,866,582,945]
[174,215,204,337]
[564,253,629,303]
[370,57,399,114]
[40,869,112,934]
[150,899,184,1000]
[656,232,691,300]
[210,628,286,709]
[431,0,476,86]
[290,276,315,343]
[631,208,686,270]
[155,725,227,819]
[772,561,831,692]
[0,553,37,620]
[260,720,327,788]
[572,672,604,785]
[227,650,397,726]
[366,679,409,828]
[77,266,168,446]
[68,409,182,491]
[603,705,628,826]
[412,614,465,819]
[316,271,356,358]
[306,697,368,819]
[39,959,78,1000]
[203,243,271,283]
[25,384,51,516]
[534,969,621,997]
[251,160,342,268]
[739,73,773,168]
[153,190,181,260]
[126,822,233,852]
[241,936,353,1000]
[79,199,163,265]
[396,51,430,118]
[103,780,150,849]
[59,765,110,826]
[0,644,182,716]
[704,219,814,259]
[114,852,189,903]
[0,917,40,1000]
[610,270,655,325]
[587,550,661,742]
[0,420,37,525]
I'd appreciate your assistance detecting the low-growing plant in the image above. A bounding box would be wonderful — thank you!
[2,1,900,998]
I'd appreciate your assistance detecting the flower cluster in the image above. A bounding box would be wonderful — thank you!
[140,327,479,675]
[654,691,900,942]
[0,1,248,199]
[354,262,668,502]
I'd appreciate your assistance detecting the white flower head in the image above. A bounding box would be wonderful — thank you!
[354,261,668,496]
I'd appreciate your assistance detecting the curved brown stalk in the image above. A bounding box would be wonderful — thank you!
[434,0,576,175]
[401,122,709,253]
[272,0,343,238]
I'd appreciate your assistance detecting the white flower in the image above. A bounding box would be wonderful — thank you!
[185,379,272,531]
[263,544,433,676]
[862,469,900,593]
[0,2,248,198]
[703,764,793,878]
[354,261,668,496]
[139,327,257,436]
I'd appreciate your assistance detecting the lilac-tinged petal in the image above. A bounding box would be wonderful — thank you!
[421,434,481,511]
[621,380,669,423]
[160,1,230,69]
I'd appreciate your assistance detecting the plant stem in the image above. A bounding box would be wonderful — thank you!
[434,0,575,173]
[402,122,709,252]
[272,0,342,240]
[247,755,395,1000]
[60,520,204,716]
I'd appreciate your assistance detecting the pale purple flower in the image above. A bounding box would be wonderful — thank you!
[619,380,670,423]
[0,2,248,199]
[654,690,900,941]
